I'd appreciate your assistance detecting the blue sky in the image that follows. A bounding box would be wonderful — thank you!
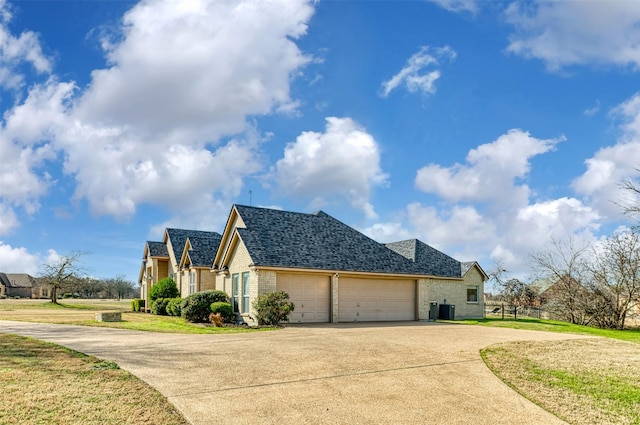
[1,0,639,285]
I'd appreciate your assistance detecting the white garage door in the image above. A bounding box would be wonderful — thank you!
[339,277,415,322]
[277,273,331,323]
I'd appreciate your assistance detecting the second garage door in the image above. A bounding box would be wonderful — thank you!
[339,277,416,322]
[276,273,331,323]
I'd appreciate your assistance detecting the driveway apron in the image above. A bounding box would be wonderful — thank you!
[1,321,589,424]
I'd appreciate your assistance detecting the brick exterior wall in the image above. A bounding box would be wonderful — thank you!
[416,266,485,320]
[225,241,255,324]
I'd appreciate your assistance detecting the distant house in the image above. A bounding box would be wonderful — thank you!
[0,273,36,298]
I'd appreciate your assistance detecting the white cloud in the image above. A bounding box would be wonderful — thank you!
[572,93,640,217]
[361,221,414,244]
[76,0,313,144]
[505,1,640,71]
[427,0,478,14]
[415,129,563,208]
[380,46,456,97]
[0,241,41,274]
[0,0,315,227]
[583,100,600,117]
[0,3,59,235]
[403,129,601,275]
[0,0,51,90]
[273,117,388,219]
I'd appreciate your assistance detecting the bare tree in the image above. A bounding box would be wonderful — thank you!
[38,251,88,304]
[112,275,136,300]
[587,230,640,329]
[530,238,592,325]
[622,172,640,218]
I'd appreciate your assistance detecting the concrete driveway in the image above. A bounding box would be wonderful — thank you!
[1,321,589,425]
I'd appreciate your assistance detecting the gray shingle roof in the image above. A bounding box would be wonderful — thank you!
[386,239,462,278]
[147,241,168,257]
[186,233,222,267]
[0,273,36,288]
[166,228,220,263]
[233,205,424,275]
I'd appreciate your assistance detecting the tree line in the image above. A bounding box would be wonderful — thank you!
[39,251,137,303]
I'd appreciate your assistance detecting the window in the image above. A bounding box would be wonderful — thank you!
[42,288,48,297]
[189,271,196,295]
[232,273,239,313]
[241,272,250,313]
[467,286,479,303]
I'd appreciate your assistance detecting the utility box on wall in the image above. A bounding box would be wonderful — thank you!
[428,302,438,321]
[438,304,455,320]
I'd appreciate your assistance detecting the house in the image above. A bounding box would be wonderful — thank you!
[0,273,36,298]
[211,205,487,324]
[138,229,222,308]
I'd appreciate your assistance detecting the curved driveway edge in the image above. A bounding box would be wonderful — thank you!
[1,321,590,424]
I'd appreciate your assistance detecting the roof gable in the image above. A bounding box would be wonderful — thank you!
[230,205,424,275]
[180,233,222,268]
[147,241,168,258]
[164,228,219,265]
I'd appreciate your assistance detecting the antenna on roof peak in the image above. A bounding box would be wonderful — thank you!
[249,190,252,206]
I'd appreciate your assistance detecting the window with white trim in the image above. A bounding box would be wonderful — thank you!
[232,273,239,313]
[241,272,250,313]
[467,286,479,303]
[189,271,196,295]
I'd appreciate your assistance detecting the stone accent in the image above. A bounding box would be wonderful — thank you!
[95,312,122,322]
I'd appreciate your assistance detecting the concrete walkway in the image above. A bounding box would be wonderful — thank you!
[1,321,589,424]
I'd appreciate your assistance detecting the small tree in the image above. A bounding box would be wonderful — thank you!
[252,291,295,326]
[149,277,179,302]
[39,251,87,304]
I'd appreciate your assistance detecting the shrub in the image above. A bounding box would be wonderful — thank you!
[210,302,234,323]
[181,290,228,323]
[0,295,6,299]
[131,298,145,312]
[151,298,170,316]
[252,291,295,326]
[166,297,183,317]
[62,293,72,299]
[149,277,179,302]
[209,312,224,327]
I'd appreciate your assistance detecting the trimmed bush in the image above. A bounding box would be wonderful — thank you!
[151,298,170,316]
[131,298,145,312]
[62,293,72,299]
[252,291,295,326]
[181,290,228,323]
[210,302,234,323]
[166,297,183,317]
[149,277,179,302]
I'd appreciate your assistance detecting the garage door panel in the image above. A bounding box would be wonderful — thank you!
[276,274,330,323]
[338,278,415,322]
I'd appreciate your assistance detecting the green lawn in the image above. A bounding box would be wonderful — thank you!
[0,298,276,334]
[450,317,640,344]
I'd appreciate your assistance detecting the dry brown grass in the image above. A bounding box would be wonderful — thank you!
[0,334,189,425]
[482,339,640,425]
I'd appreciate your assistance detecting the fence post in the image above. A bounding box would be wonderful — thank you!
[501,303,504,320]
[514,305,517,321]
